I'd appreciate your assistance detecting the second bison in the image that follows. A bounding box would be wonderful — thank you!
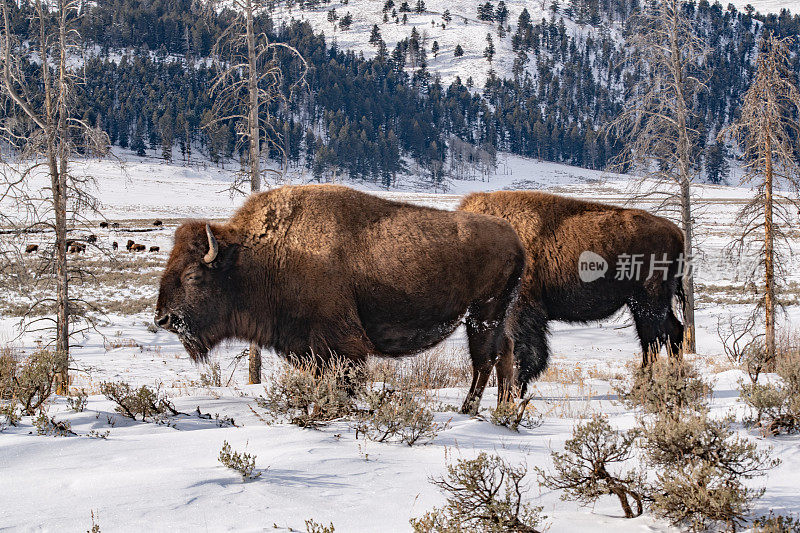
[460,191,686,394]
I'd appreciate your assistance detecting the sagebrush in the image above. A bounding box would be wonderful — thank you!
[538,415,645,518]
[411,452,545,532]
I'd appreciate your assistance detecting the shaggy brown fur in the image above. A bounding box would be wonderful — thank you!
[459,191,685,393]
[156,185,525,413]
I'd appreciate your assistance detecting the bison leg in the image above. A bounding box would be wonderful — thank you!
[461,296,519,415]
[512,303,550,397]
[662,309,684,361]
[495,335,516,404]
[629,299,665,366]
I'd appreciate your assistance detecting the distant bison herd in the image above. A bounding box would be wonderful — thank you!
[22,219,166,255]
[155,185,687,414]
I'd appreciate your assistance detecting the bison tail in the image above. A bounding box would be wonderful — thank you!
[673,262,686,315]
[512,302,550,393]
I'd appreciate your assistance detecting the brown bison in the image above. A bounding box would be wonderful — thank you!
[131,243,146,252]
[459,191,685,394]
[112,241,119,251]
[155,185,525,412]
[149,246,160,252]
[25,244,39,253]
[126,239,135,250]
[153,220,163,226]
[69,243,86,253]
[99,221,109,229]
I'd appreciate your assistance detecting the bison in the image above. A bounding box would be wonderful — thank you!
[112,241,119,251]
[155,185,525,413]
[459,191,685,394]
[69,243,86,254]
[149,246,160,252]
[25,244,39,253]
[131,243,146,252]
[99,221,109,229]
[153,220,163,227]
[86,234,97,244]
[126,239,135,251]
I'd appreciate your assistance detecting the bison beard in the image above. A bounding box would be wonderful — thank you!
[459,191,686,395]
[155,185,526,413]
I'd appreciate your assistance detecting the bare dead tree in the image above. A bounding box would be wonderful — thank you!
[608,0,710,353]
[719,33,800,365]
[0,0,109,393]
[204,0,307,383]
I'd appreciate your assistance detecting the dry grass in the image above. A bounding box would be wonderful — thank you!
[367,346,472,390]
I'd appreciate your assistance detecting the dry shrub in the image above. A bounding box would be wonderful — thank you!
[537,415,645,518]
[34,411,76,436]
[0,346,17,400]
[718,315,770,382]
[643,410,777,531]
[740,348,800,435]
[9,350,61,415]
[305,519,335,533]
[623,359,777,531]
[614,357,712,414]
[67,388,88,412]
[489,397,542,431]
[218,441,262,481]
[100,381,178,421]
[753,512,800,532]
[200,361,223,387]
[354,387,445,446]
[255,358,357,428]
[411,452,545,533]
[0,401,20,430]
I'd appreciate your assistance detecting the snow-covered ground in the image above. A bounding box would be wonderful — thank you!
[1,155,799,532]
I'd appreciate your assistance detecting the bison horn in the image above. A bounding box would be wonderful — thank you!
[203,224,218,263]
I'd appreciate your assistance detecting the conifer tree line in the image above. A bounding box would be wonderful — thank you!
[2,0,800,185]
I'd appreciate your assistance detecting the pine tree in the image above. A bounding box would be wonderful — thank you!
[484,33,495,63]
[454,44,464,57]
[369,24,382,44]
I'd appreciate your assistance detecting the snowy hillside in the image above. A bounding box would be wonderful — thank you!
[271,0,618,88]
[269,0,798,90]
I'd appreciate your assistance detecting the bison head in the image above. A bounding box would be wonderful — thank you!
[155,222,239,361]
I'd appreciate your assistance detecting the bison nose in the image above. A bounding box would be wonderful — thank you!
[155,313,175,330]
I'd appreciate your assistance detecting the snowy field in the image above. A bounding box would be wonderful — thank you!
[1,154,799,532]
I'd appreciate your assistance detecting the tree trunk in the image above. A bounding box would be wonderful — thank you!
[246,0,262,384]
[764,129,775,366]
[670,8,697,354]
[680,178,696,353]
[54,4,71,394]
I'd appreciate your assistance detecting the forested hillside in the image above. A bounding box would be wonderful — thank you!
[5,0,800,187]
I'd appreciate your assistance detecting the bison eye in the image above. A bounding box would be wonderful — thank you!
[183,269,203,284]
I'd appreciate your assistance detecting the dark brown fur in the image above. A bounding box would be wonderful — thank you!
[149,246,160,253]
[459,191,685,393]
[25,244,38,253]
[156,185,526,412]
